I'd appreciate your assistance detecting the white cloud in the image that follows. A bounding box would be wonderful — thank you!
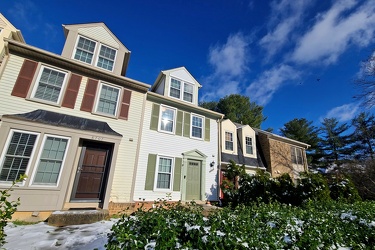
[259,0,312,59]
[201,33,250,101]
[246,64,300,105]
[292,0,375,65]
[322,103,360,122]
[208,32,249,78]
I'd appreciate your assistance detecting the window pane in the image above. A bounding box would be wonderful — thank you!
[246,137,253,154]
[34,68,66,103]
[183,84,193,102]
[97,84,120,115]
[97,45,116,71]
[160,107,175,132]
[74,37,95,64]
[33,137,68,185]
[1,132,37,182]
[170,79,181,98]
[192,116,203,138]
[157,157,172,189]
[225,132,233,151]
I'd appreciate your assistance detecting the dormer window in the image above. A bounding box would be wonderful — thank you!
[225,132,234,151]
[73,35,117,72]
[245,137,253,155]
[169,78,193,103]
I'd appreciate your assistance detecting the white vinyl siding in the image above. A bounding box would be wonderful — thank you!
[32,135,69,186]
[191,115,203,139]
[225,132,233,151]
[31,66,67,104]
[155,156,173,190]
[159,106,176,133]
[95,83,120,116]
[0,130,38,182]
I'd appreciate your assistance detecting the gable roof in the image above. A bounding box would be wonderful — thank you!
[151,66,202,92]
[0,13,25,43]
[253,127,310,148]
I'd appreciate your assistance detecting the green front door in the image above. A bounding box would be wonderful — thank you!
[186,160,201,200]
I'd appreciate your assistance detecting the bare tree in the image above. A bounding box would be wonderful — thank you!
[354,50,375,107]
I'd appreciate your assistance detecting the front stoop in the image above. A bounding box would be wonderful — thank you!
[47,209,109,227]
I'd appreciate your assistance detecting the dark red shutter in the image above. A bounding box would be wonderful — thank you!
[80,79,98,112]
[61,74,82,109]
[119,89,131,120]
[11,59,38,98]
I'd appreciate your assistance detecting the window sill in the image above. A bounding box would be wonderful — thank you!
[26,97,62,108]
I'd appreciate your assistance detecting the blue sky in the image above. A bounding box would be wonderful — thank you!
[1,0,374,132]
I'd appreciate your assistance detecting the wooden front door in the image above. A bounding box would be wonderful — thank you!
[72,144,111,201]
[186,160,201,200]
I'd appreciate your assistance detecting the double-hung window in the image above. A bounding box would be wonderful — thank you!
[169,78,194,103]
[0,131,38,182]
[245,136,253,155]
[156,156,173,189]
[170,78,181,99]
[97,45,116,71]
[74,36,96,64]
[96,83,120,116]
[32,66,67,103]
[183,83,193,102]
[32,135,69,186]
[191,115,203,139]
[73,35,117,72]
[159,106,176,133]
[225,132,234,151]
[291,146,303,165]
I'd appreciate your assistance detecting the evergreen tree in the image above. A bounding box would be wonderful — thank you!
[199,94,266,128]
[319,118,352,166]
[351,112,375,160]
[280,118,321,165]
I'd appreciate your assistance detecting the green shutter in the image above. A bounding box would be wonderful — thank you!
[176,110,183,136]
[173,157,182,191]
[205,118,210,141]
[183,113,191,137]
[150,103,160,131]
[145,154,157,190]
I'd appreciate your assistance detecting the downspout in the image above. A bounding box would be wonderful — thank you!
[217,115,224,202]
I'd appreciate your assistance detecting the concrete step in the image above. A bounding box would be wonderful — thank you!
[48,209,109,227]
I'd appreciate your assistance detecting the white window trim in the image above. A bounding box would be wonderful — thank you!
[154,155,174,191]
[168,77,194,103]
[291,146,304,165]
[158,105,177,134]
[244,136,254,156]
[73,35,97,65]
[30,65,68,105]
[224,131,234,152]
[190,113,204,140]
[30,134,70,187]
[94,82,121,117]
[73,35,118,72]
[0,130,40,186]
[94,44,117,73]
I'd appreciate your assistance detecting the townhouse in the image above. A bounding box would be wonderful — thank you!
[0,18,149,220]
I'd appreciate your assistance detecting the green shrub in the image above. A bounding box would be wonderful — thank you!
[0,175,25,246]
[327,173,361,202]
[295,172,331,204]
[106,200,375,249]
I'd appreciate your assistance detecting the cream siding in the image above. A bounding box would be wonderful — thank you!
[170,69,195,84]
[77,26,120,48]
[133,100,219,201]
[0,55,145,204]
